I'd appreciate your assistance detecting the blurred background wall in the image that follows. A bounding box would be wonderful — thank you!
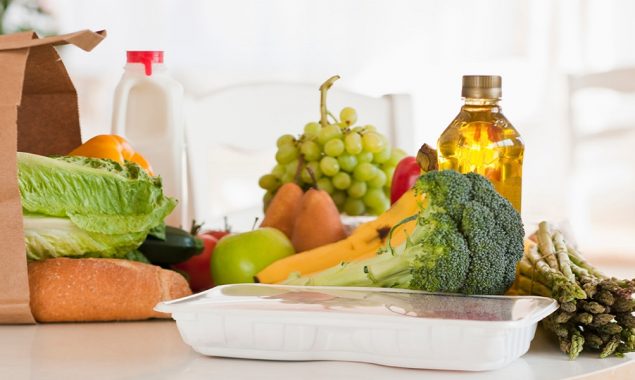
[5,0,635,259]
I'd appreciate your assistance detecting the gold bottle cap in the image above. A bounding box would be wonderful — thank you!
[461,75,502,99]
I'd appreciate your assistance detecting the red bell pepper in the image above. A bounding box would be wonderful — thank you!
[390,156,421,204]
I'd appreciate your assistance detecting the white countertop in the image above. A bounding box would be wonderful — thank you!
[1,320,633,380]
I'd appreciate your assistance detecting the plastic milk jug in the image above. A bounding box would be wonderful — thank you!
[112,51,189,228]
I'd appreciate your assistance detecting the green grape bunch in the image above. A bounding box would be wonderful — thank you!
[258,76,406,216]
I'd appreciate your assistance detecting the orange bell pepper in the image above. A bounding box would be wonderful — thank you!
[68,134,154,175]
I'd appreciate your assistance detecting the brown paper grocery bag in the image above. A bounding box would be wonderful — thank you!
[0,29,106,324]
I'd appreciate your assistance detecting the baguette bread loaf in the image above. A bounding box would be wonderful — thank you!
[28,258,191,322]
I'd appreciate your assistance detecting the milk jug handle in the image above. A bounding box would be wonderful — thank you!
[111,77,144,136]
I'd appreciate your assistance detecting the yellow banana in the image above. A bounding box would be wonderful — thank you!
[255,189,420,284]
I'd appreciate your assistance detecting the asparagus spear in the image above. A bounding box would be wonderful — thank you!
[618,328,635,354]
[600,336,621,358]
[594,290,614,306]
[514,272,555,298]
[616,313,635,328]
[518,245,586,302]
[554,311,574,324]
[566,244,607,280]
[553,231,575,282]
[537,222,560,270]
[580,300,606,314]
[584,332,603,349]
[569,328,585,359]
[513,221,635,359]
[541,314,569,338]
[574,312,593,325]
[590,313,616,327]
[542,315,585,360]
[560,301,577,313]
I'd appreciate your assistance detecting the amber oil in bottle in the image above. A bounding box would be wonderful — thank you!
[437,75,524,212]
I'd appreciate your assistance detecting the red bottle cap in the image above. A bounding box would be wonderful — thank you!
[127,51,164,76]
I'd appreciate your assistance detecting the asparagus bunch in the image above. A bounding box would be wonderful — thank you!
[509,222,635,359]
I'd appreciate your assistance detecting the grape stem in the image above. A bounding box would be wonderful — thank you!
[294,155,305,186]
[305,165,318,189]
[320,75,340,128]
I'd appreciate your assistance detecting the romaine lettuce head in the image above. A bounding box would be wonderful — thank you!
[23,215,147,260]
[17,153,177,259]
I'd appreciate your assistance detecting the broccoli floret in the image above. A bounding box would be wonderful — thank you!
[407,211,470,293]
[465,173,525,291]
[460,201,507,294]
[284,170,524,296]
[414,170,472,220]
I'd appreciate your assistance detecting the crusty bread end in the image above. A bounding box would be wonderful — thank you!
[28,258,191,322]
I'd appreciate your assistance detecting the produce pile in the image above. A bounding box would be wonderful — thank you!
[255,185,420,284]
[19,72,633,361]
[18,135,229,294]
[254,142,442,284]
[259,76,406,216]
[508,222,635,359]
[281,170,525,295]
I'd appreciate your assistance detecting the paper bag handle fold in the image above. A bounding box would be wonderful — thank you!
[0,29,106,52]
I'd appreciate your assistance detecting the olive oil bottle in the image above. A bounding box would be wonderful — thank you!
[437,75,524,212]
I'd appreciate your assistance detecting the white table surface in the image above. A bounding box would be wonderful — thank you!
[1,320,633,380]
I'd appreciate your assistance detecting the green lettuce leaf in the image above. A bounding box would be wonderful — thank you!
[18,153,177,260]
[23,215,146,260]
[124,250,151,264]
[18,153,176,234]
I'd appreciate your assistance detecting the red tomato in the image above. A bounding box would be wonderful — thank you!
[202,229,230,241]
[173,234,218,292]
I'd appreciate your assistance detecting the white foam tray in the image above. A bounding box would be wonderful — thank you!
[156,284,557,371]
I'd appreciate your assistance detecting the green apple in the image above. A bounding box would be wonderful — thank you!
[211,227,295,285]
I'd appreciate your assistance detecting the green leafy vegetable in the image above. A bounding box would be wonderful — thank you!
[147,223,167,240]
[18,153,176,260]
[510,222,635,359]
[125,250,151,264]
[23,215,146,260]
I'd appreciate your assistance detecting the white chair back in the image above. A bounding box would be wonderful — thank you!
[184,82,413,229]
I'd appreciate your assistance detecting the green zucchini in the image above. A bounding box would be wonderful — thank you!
[139,226,203,265]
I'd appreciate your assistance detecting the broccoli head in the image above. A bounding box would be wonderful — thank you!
[284,170,525,296]
[407,210,471,293]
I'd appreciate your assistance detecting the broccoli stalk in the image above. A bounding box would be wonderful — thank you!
[285,207,470,292]
[286,249,413,288]
[285,170,525,295]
